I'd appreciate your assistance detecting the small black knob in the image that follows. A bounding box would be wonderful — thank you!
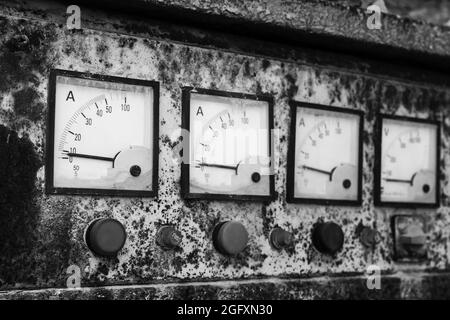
[85,218,127,257]
[156,226,182,250]
[270,227,294,250]
[312,222,344,255]
[251,172,261,183]
[130,165,141,177]
[422,184,430,194]
[359,226,377,248]
[213,221,248,256]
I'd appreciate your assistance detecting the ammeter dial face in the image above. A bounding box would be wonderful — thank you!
[287,103,363,204]
[182,88,274,201]
[377,116,439,206]
[46,70,159,196]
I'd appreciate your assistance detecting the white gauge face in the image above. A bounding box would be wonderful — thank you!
[51,74,156,194]
[187,92,272,197]
[292,106,361,202]
[380,118,438,204]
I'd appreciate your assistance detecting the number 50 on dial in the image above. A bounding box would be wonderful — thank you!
[286,102,364,205]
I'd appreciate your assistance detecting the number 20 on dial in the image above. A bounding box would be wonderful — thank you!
[287,102,363,205]
[46,70,159,197]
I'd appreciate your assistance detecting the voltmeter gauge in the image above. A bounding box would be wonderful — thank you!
[287,102,363,205]
[375,115,440,207]
[181,88,275,201]
[46,69,159,197]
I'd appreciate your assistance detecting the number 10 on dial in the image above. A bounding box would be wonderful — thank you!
[287,102,363,205]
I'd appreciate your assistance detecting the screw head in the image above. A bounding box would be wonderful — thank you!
[251,172,261,183]
[130,165,141,177]
[422,184,430,194]
[343,179,351,189]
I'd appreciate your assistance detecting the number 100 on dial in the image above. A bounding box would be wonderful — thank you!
[287,102,363,205]
[46,70,159,197]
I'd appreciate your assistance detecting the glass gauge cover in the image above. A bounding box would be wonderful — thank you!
[375,115,440,207]
[46,69,159,197]
[287,102,363,205]
[181,88,275,201]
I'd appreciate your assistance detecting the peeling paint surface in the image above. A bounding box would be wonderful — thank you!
[0,0,450,297]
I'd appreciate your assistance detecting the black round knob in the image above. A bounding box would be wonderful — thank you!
[213,221,248,256]
[85,218,127,257]
[251,172,261,183]
[270,227,294,250]
[312,222,344,255]
[130,165,141,177]
[156,226,182,250]
[423,184,430,194]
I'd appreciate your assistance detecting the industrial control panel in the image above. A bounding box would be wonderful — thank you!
[0,0,449,299]
[39,69,442,263]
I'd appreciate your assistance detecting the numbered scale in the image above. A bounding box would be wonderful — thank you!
[181,88,275,201]
[287,102,363,205]
[46,69,159,197]
[375,115,440,207]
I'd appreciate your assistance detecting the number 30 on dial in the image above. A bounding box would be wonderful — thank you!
[286,102,364,205]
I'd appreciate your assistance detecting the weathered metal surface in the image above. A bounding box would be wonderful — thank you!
[1,272,450,300]
[66,0,450,72]
[0,0,449,298]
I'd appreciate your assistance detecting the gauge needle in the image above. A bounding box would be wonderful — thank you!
[197,162,240,174]
[383,178,413,185]
[65,152,115,162]
[301,165,332,176]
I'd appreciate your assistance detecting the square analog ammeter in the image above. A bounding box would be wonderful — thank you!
[181,87,275,201]
[46,69,160,197]
[286,102,364,205]
[375,115,440,207]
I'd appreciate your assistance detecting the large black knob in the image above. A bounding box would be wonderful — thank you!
[213,221,248,256]
[312,222,344,255]
[85,218,127,257]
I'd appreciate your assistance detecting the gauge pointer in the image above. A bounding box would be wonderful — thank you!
[301,165,332,176]
[383,178,413,185]
[383,171,417,186]
[197,162,240,174]
[65,152,115,162]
